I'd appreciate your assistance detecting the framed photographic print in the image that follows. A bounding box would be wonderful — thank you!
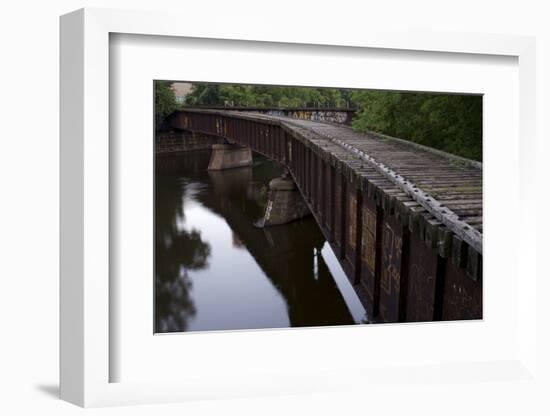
[60,7,538,408]
[153,81,482,334]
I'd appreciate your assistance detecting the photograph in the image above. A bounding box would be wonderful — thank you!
[154,81,483,333]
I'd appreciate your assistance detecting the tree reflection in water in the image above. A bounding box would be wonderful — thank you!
[155,150,365,332]
[155,153,212,332]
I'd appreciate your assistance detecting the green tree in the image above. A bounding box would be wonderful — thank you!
[351,91,482,161]
[184,84,221,106]
[154,81,178,128]
[175,82,482,160]
[183,83,353,109]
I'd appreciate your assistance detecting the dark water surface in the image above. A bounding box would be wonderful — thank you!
[155,150,366,333]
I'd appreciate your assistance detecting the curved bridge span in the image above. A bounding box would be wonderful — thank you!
[169,108,482,322]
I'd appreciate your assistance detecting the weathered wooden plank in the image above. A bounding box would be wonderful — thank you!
[460,216,483,225]
[453,208,483,217]
[328,137,483,254]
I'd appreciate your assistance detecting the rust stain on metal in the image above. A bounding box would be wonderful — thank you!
[348,194,357,250]
[362,206,377,276]
[406,232,438,321]
[442,259,482,320]
[379,215,403,322]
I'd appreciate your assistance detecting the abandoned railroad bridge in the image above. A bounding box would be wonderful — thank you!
[162,108,483,323]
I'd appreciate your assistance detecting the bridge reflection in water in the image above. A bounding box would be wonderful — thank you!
[155,150,367,333]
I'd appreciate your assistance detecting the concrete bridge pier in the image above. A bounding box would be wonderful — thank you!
[262,173,311,226]
[207,143,253,170]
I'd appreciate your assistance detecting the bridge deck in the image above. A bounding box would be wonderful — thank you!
[220,110,482,251]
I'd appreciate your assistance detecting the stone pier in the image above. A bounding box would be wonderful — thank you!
[262,174,311,226]
[207,144,253,170]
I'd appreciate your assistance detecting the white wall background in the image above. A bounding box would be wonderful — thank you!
[0,0,548,414]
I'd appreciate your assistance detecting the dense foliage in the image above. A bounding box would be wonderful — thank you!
[154,81,178,127]
[160,81,482,161]
[351,91,482,161]
[184,83,354,108]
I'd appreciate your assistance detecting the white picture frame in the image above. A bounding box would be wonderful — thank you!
[60,7,538,408]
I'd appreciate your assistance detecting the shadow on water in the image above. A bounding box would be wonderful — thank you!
[155,150,363,332]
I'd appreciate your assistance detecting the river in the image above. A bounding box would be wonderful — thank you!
[155,150,367,332]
